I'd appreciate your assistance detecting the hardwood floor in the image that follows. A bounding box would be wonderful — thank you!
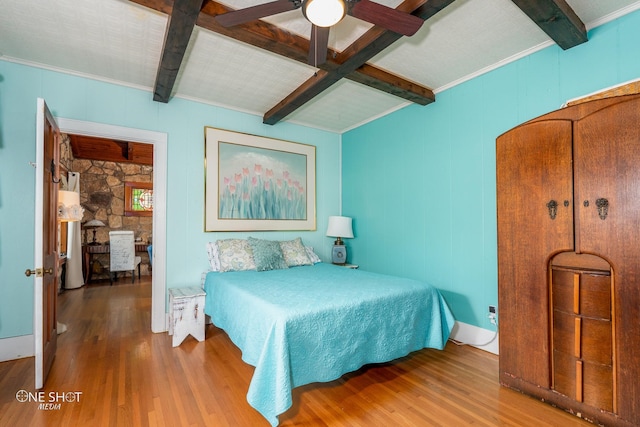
[0,278,594,426]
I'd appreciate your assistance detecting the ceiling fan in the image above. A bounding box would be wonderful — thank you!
[215,0,424,66]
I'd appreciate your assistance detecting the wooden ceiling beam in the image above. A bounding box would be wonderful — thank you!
[133,0,587,124]
[510,0,587,49]
[198,1,437,105]
[198,2,317,64]
[131,0,435,107]
[152,0,206,103]
[69,135,154,166]
[349,64,434,105]
[264,0,454,124]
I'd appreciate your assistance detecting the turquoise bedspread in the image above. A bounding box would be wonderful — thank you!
[204,263,455,426]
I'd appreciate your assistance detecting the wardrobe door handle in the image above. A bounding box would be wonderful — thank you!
[547,200,558,220]
[596,198,609,220]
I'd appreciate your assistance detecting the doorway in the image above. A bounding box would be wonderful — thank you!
[62,134,153,283]
[56,118,167,333]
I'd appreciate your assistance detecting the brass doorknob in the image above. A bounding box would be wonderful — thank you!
[25,268,53,277]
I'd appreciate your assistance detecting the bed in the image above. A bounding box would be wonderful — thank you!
[203,261,455,426]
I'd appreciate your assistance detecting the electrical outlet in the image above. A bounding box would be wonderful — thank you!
[488,305,497,326]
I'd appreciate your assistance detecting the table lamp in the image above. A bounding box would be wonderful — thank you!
[84,219,106,245]
[326,215,354,264]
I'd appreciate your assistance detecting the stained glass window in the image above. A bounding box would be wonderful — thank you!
[132,188,153,211]
[125,182,153,217]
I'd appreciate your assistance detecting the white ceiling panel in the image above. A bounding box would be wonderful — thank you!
[565,0,640,26]
[370,0,550,91]
[286,79,410,132]
[175,27,316,114]
[0,0,166,88]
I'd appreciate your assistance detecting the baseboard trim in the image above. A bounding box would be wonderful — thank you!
[1,322,495,364]
[449,321,499,355]
[0,334,34,362]
[163,317,497,354]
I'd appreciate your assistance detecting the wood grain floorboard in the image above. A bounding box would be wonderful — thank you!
[0,277,594,426]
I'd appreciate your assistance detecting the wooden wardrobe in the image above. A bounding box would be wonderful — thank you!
[496,93,640,427]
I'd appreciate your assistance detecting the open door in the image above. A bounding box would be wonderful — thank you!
[31,98,60,389]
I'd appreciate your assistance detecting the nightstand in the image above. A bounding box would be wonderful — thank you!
[334,263,358,269]
[168,286,206,347]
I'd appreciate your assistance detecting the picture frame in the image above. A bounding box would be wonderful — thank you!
[205,127,316,231]
[124,181,153,217]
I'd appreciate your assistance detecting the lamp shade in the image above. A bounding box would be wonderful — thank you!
[84,219,105,245]
[302,0,346,27]
[58,190,84,222]
[84,219,106,228]
[326,216,354,239]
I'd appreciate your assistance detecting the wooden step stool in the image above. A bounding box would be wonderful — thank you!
[168,286,206,347]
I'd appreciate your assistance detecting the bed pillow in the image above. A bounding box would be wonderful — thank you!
[206,242,221,271]
[216,239,256,272]
[248,237,289,272]
[305,246,322,264]
[279,237,312,267]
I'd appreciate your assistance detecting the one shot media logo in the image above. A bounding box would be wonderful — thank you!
[15,390,82,410]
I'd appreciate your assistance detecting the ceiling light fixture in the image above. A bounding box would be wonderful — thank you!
[302,0,346,27]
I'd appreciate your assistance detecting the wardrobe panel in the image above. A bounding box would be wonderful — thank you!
[574,97,640,422]
[496,120,573,387]
[574,97,640,260]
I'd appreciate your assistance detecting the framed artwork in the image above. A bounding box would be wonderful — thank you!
[205,127,316,231]
[125,181,153,217]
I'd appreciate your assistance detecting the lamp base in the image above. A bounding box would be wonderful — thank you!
[89,229,99,245]
[331,245,346,264]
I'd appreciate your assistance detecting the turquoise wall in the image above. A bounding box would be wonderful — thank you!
[0,62,341,339]
[2,9,640,342]
[342,10,640,329]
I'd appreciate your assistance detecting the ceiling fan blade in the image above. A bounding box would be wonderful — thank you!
[308,25,330,66]
[350,0,424,36]
[215,0,299,27]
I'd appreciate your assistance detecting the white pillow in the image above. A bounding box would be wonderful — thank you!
[280,238,312,267]
[216,239,256,272]
[206,242,221,271]
[304,246,322,264]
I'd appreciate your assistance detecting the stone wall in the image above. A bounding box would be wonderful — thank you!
[61,135,153,277]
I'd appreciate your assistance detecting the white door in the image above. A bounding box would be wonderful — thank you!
[32,98,60,389]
